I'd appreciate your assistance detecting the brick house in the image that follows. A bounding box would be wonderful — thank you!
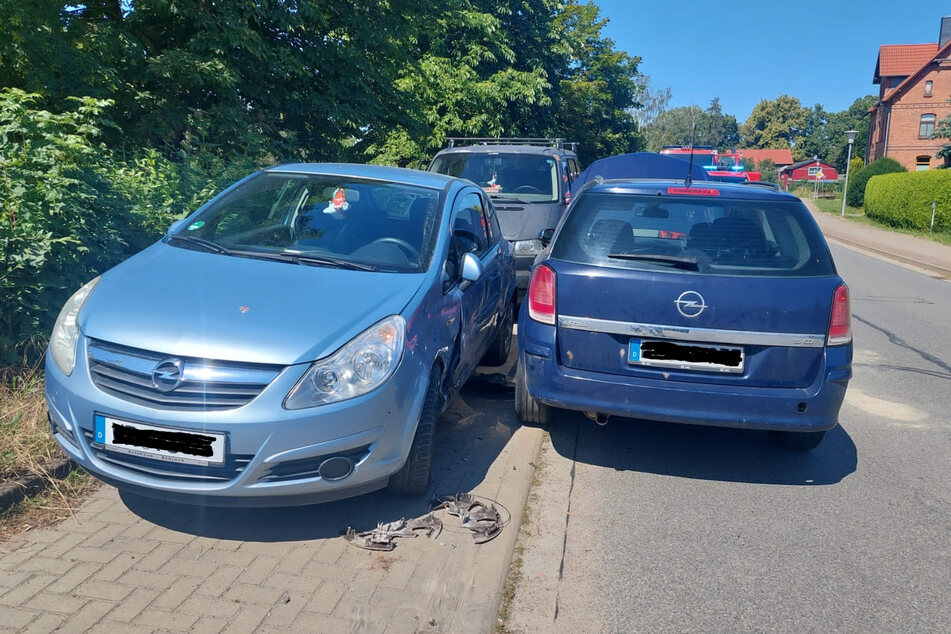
[867,17,951,171]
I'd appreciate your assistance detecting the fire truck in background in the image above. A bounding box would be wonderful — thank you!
[659,146,761,182]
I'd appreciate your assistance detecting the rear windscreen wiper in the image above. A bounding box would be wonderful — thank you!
[488,194,530,204]
[608,253,700,271]
[167,234,231,254]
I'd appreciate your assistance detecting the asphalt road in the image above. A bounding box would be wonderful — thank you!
[507,244,951,633]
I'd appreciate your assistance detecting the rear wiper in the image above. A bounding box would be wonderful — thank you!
[608,253,700,271]
[167,234,231,254]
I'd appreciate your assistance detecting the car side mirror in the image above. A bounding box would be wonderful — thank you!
[539,228,555,248]
[167,219,187,235]
[460,252,483,290]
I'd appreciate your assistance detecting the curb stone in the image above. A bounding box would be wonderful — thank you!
[0,459,75,514]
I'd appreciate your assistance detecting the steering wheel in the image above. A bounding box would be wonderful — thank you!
[513,185,543,194]
[369,237,420,260]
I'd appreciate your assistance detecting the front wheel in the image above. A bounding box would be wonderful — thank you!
[388,368,440,495]
[514,361,551,425]
[768,429,826,451]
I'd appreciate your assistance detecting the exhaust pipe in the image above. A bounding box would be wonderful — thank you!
[584,411,611,426]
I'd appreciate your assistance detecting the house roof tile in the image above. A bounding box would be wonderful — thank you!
[874,43,937,82]
[736,149,794,165]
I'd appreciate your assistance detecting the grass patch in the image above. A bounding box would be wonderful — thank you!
[0,362,62,482]
[496,545,524,633]
[798,193,951,247]
[0,468,99,541]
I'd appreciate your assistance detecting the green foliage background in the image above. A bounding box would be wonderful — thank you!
[0,0,646,364]
[846,157,905,208]
[865,171,951,232]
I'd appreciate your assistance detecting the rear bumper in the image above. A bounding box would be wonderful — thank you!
[519,313,851,432]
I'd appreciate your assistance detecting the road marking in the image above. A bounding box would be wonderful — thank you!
[844,387,927,424]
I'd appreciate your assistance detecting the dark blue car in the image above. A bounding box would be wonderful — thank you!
[515,179,852,450]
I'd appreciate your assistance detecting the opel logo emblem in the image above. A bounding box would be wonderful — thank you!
[151,358,184,392]
[675,291,708,318]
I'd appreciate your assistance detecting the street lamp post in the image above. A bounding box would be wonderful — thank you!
[813,155,819,199]
[841,130,858,217]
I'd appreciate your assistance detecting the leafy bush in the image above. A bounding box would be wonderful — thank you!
[849,156,864,179]
[865,170,951,232]
[846,157,905,207]
[756,158,779,184]
[0,89,263,364]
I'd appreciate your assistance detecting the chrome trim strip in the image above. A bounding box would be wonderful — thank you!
[558,316,826,348]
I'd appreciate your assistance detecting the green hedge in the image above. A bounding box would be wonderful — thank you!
[846,157,905,207]
[865,170,951,232]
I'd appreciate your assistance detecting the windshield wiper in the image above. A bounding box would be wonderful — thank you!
[608,253,700,271]
[488,194,530,204]
[167,234,231,254]
[292,254,377,271]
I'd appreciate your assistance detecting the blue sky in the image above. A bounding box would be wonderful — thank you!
[594,0,947,121]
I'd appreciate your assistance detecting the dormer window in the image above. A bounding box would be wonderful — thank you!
[924,80,933,97]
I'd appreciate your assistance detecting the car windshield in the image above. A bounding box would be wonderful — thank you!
[430,152,559,203]
[169,172,442,273]
[551,192,835,277]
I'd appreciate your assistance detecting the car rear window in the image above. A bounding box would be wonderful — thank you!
[550,192,835,277]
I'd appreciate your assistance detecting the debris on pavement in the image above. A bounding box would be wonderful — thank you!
[431,493,508,544]
[344,514,443,551]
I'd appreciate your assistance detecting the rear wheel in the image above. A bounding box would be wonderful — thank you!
[480,301,514,367]
[514,361,551,425]
[388,368,440,495]
[768,429,826,451]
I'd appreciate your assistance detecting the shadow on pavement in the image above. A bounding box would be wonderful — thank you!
[546,410,857,486]
[119,366,520,542]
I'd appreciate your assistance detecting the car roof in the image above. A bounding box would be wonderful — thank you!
[580,178,799,201]
[266,163,458,189]
[433,144,576,158]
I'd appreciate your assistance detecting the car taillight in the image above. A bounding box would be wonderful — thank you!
[828,284,851,345]
[528,264,556,325]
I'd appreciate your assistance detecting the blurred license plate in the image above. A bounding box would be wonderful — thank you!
[93,415,225,465]
[628,338,744,373]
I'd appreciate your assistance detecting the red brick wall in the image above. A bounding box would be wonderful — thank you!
[871,55,951,170]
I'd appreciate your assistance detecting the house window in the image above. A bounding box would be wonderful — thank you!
[916,156,931,171]
[919,114,936,137]
[807,166,820,176]
[924,80,933,97]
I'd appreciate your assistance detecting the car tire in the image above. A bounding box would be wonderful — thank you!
[768,429,826,451]
[514,360,551,425]
[388,368,439,496]
[480,301,514,367]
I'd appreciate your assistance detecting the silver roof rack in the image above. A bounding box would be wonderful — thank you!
[446,137,578,152]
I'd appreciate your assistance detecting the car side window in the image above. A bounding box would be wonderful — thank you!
[452,192,490,255]
[482,196,502,247]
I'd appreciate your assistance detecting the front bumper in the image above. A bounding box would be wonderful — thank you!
[518,312,851,432]
[45,337,429,506]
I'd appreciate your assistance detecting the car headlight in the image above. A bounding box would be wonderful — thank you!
[284,315,405,409]
[513,239,543,257]
[49,277,101,376]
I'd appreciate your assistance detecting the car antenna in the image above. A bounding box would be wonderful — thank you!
[685,122,698,188]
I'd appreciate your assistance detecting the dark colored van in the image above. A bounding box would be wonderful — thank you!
[429,138,581,292]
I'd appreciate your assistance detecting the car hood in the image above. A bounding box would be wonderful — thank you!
[80,243,426,366]
[491,201,564,242]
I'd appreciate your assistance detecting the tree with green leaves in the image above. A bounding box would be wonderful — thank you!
[740,95,810,158]
[641,99,737,151]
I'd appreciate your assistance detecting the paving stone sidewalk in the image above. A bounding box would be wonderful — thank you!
[0,359,543,634]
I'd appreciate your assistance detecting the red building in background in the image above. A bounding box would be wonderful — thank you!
[778,159,839,189]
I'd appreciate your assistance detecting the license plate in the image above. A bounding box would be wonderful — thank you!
[93,415,225,466]
[628,338,744,373]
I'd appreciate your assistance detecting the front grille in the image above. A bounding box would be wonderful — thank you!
[87,339,282,411]
[83,429,252,482]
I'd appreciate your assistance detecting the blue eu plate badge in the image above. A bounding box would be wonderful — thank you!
[628,339,641,363]
[94,414,106,443]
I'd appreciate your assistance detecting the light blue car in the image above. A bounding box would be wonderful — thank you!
[45,164,516,505]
